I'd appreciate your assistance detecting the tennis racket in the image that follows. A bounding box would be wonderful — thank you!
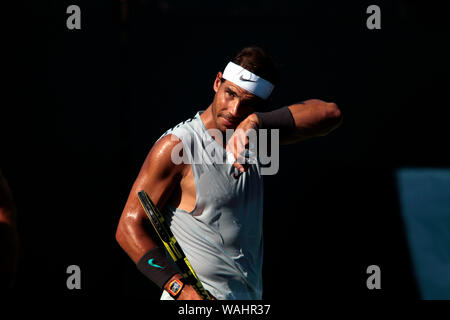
[137,190,212,300]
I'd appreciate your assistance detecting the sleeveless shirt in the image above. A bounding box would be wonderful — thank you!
[158,111,264,300]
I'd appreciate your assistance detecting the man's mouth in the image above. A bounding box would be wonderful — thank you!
[221,116,239,128]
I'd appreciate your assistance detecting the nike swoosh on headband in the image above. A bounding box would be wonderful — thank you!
[222,62,274,99]
[239,74,256,82]
[148,258,164,269]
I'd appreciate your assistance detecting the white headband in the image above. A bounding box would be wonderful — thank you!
[222,62,274,100]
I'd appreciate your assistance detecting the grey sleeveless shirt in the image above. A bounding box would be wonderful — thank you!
[157,111,264,300]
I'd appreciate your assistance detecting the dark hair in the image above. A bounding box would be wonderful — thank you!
[230,46,280,86]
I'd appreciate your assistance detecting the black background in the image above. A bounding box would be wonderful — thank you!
[2,0,450,303]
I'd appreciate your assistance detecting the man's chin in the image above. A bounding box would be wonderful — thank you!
[220,119,238,130]
[221,124,237,132]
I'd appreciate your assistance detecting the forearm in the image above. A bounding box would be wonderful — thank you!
[116,187,161,263]
[288,100,342,140]
[252,99,342,144]
[116,208,181,290]
[116,211,158,263]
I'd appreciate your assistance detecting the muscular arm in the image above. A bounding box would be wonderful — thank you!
[227,99,342,173]
[248,99,343,145]
[283,99,343,144]
[115,134,184,263]
[116,135,211,299]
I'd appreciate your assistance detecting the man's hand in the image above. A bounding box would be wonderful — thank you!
[226,114,259,173]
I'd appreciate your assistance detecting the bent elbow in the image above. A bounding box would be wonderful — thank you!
[115,220,126,247]
[115,215,133,247]
[315,102,343,137]
[327,102,342,123]
[325,102,343,132]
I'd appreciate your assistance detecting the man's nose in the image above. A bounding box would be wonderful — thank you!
[229,100,241,117]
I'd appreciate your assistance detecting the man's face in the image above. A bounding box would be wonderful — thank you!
[211,72,265,132]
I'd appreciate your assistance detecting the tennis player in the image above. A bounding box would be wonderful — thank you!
[116,46,342,300]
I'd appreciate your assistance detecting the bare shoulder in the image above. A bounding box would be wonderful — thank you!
[142,134,186,179]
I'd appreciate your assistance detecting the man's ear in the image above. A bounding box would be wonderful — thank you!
[213,72,223,93]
